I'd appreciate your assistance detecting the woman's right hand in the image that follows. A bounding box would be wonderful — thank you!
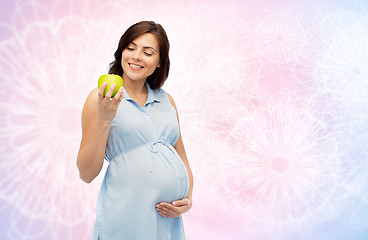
[97,82,124,123]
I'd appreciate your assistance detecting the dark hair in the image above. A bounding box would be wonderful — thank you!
[108,21,170,89]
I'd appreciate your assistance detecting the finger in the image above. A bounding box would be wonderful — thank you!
[157,211,167,217]
[172,199,188,207]
[118,91,124,103]
[113,86,124,102]
[159,203,181,215]
[174,206,188,214]
[156,203,169,212]
[157,203,174,212]
[159,202,176,211]
[157,208,176,218]
[157,207,170,216]
[156,205,170,215]
[105,83,116,99]
[98,82,108,99]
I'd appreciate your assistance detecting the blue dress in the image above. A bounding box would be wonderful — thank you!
[92,83,190,240]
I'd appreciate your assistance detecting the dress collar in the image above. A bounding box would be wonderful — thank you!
[123,82,160,105]
[145,82,160,104]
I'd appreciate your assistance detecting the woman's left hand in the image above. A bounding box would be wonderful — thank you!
[156,198,192,218]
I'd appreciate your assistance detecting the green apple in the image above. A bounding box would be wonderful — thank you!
[98,74,123,97]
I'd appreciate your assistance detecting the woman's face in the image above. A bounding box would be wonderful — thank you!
[121,33,160,83]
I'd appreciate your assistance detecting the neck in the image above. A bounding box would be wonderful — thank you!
[123,79,147,96]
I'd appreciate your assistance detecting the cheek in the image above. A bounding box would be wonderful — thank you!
[121,53,130,69]
[121,52,128,62]
[148,57,160,68]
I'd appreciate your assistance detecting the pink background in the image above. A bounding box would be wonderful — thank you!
[1,0,368,239]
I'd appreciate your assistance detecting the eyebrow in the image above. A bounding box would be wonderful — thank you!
[130,41,157,52]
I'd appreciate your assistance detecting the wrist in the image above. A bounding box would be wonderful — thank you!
[185,197,192,209]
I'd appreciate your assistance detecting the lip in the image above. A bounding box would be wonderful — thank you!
[128,62,144,70]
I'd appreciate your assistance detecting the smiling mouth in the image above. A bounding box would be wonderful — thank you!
[129,63,144,69]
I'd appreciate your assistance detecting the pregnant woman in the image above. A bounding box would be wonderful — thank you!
[76,21,194,240]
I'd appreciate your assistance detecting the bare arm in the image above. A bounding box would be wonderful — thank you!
[155,93,194,218]
[76,83,124,183]
[168,94,194,202]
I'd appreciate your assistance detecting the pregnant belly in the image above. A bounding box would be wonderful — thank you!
[107,145,189,204]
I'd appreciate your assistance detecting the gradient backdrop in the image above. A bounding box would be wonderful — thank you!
[1,0,368,239]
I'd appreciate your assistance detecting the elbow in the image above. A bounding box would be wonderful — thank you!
[76,155,102,184]
[77,164,95,183]
[77,158,94,183]
[79,173,94,183]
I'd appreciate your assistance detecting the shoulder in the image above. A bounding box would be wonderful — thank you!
[85,88,99,106]
[151,87,176,106]
[88,88,99,98]
[82,88,99,117]
[166,92,177,110]
[149,84,178,110]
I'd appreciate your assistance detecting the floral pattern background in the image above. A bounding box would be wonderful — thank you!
[0,0,368,239]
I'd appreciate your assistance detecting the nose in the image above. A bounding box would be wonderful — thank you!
[132,50,142,61]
